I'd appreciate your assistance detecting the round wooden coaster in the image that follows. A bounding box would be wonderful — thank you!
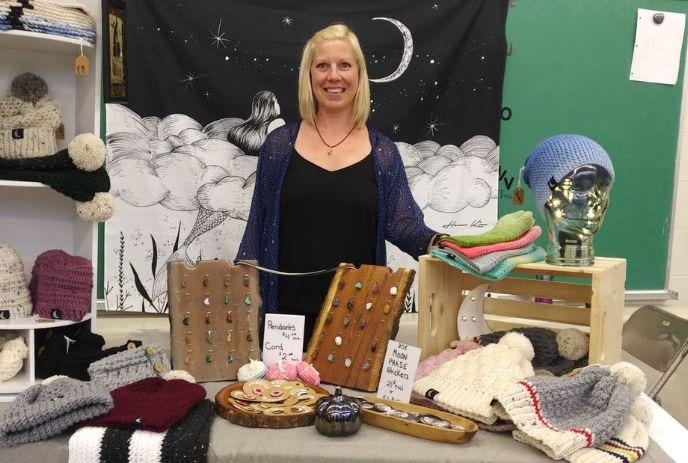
[215,381,330,429]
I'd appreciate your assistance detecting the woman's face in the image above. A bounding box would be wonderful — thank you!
[310,39,359,114]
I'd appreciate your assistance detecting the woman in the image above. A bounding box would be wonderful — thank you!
[237,24,439,344]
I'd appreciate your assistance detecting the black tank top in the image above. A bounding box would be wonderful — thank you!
[278,149,378,343]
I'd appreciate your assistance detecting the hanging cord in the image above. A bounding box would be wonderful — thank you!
[234,260,355,276]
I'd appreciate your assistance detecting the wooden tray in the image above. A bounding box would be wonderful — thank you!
[215,382,330,429]
[359,397,478,444]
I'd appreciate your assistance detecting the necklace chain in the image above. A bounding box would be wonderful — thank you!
[314,122,356,155]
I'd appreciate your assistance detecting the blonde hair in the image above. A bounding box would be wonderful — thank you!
[298,24,370,128]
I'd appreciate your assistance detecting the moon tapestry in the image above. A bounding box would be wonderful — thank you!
[104,0,508,313]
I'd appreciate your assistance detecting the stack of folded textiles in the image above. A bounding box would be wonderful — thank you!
[0,1,11,31]
[2,0,96,44]
[430,210,546,281]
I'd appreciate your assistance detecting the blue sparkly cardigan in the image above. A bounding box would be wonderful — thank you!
[237,122,436,314]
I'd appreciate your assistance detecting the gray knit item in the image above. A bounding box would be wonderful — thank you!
[479,327,559,368]
[88,344,171,391]
[11,72,49,104]
[496,364,639,460]
[0,377,112,447]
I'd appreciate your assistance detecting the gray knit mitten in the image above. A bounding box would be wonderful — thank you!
[88,344,171,391]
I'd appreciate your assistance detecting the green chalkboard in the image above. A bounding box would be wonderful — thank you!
[498,1,687,290]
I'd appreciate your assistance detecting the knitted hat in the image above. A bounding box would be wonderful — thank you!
[567,398,652,463]
[0,133,115,222]
[0,243,32,318]
[415,339,481,380]
[69,400,215,463]
[83,377,206,432]
[523,135,615,219]
[496,362,646,460]
[35,325,142,380]
[0,336,28,382]
[0,376,113,446]
[29,249,93,321]
[479,327,559,367]
[88,344,171,391]
[412,332,535,424]
[0,73,61,159]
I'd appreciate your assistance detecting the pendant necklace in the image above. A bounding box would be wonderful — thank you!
[314,122,356,155]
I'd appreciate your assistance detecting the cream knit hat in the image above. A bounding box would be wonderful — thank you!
[412,332,535,424]
[0,243,32,319]
[0,336,28,382]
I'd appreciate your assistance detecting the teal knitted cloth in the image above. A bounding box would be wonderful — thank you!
[431,246,546,281]
[444,211,535,247]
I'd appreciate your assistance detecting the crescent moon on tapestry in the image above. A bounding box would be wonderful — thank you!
[369,17,413,83]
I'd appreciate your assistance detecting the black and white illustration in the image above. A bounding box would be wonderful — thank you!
[104,0,507,312]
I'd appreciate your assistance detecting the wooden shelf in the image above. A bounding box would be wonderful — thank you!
[0,180,49,188]
[0,314,91,330]
[0,30,94,56]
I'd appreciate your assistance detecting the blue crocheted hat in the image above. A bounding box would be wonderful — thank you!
[523,134,615,218]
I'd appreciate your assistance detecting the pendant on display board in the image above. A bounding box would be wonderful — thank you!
[456,283,493,340]
[332,296,339,308]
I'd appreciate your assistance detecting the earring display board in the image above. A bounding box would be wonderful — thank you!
[305,264,415,392]
[168,260,261,382]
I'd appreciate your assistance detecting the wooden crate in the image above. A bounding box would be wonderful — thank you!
[417,255,626,364]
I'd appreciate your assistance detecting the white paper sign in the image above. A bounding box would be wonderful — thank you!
[376,340,421,403]
[630,9,686,85]
[262,314,304,364]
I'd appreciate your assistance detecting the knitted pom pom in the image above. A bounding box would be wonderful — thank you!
[610,361,646,394]
[498,332,534,361]
[296,361,320,385]
[76,192,116,221]
[11,72,49,103]
[629,398,653,426]
[237,359,267,382]
[0,337,28,382]
[68,133,106,171]
[556,328,589,361]
[162,369,196,383]
[266,360,298,380]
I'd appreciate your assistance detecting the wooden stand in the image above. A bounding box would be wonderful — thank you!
[417,255,626,364]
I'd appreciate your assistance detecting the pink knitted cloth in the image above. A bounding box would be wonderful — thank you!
[29,249,92,321]
[439,226,541,260]
[415,340,481,380]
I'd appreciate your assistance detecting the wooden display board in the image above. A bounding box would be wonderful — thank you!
[167,260,261,382]
[305,264,415,392]
[417,255,626,364]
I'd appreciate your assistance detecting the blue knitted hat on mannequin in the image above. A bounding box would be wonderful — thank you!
[523,134,615,219]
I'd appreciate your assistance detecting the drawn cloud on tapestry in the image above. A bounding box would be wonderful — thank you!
[104,100,498,313]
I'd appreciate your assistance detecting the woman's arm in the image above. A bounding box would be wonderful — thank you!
[236,144,267,261]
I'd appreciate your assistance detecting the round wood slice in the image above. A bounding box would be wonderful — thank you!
[215,382,330,429]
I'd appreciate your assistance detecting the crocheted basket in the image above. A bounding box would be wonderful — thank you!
[29,249,93,321]
[0,243,32,318]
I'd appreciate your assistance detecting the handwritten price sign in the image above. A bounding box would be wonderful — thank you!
[262,314,305,364]
[376,340,421,403]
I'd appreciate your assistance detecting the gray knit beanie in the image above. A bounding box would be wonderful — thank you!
[478,327,559,368]
[496,362,645,460]
[0,377,112,446]
[88,344,171,391]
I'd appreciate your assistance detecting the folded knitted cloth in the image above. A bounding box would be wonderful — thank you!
[431,246,546,281]
[88,344,171,391]
[69,399,216,463]
[413,332,535,424]
[450,244,536,274]
[496,362,646,460]
[83,377,206,432]
[443,211,535,247]
[567,398,651,463]
[440,226,542,259]
[415,340,481,380]
[0,377,113,446]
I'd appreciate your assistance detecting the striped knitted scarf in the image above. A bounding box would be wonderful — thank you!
[68,400,215,463]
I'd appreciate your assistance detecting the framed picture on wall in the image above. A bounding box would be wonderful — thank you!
[103,0,127,102]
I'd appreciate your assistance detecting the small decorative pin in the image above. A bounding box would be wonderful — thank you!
[205,350,213,363]
[390,286,398,296]
[243,274,250,287]
[332,296,339,308]
[203,275,209,287]
[354,281,362,290]
[183,312,190,326]
[344,357,352,368]
[347,298,355,310]
[365,302,373,310]
[383,304,391,314]
[343,315,350,327]
[327,352,334,362]
[226,311,232,323]
[244,292,252,305]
